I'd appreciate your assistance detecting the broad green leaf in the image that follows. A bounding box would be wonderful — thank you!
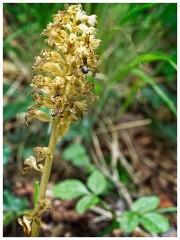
[132,196,160,213]
[72,155,90,167]
[140,213,170,234]
[63,144,85,158]
[87,170,107,195]
[121,211,139,233]
[52,179,90,200]
[76,195,99,214]
[62,144,90,167]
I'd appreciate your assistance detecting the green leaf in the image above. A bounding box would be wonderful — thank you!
[3,190,28,213]
[3,210,26,226]
[142,87,163,109]
[3,22,38,47]
[3,100,33,121]
[52,179,90,200]
[140,213,170,234]
[3,190,28,226]
[63,118,92,143]
[156,122,177,141]
[3,211,15,226]
[121,211,139,233]
[154,207,177,214]
[3,145,12,165]
[130,52,177,70]
[132,196,160,213]
[73,155,90,167]
[76,195,99,214]
[132,68,177,116]
[62,144,90,167]
[113,52,177,82]
[87,170,107,195]
[63,144,85,158]
[84,163,97,174]
[120,3,157,24]
[97,221,120,237]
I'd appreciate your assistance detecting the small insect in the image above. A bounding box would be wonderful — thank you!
[80,57,89,74]
[81,65,89,74]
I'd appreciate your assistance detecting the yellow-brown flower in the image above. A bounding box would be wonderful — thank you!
[26,4,100,139]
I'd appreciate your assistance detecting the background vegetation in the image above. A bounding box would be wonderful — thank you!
[3,3,177,237]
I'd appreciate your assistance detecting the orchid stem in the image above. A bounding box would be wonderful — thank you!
[31,118,58,237]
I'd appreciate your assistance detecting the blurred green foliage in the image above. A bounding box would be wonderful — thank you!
[3,190,28,226]
[52,170,108,214]
[120,196,171,234]
[3,3,177,232]
[62,143,90,167]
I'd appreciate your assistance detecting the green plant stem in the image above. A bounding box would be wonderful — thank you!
[31,118,58,237]
[34,181,39,207]
[99,199,112,212]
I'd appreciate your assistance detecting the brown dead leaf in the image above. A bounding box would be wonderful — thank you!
[158,194,174,208]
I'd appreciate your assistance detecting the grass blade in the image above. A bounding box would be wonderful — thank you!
[113,52,177,82]
[132,68,177,116]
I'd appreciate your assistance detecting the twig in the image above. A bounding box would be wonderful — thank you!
[93,215,110,223]
[91,131,109,171]
[121,130,176,185]
[96,119,152,135]
[142,156,177,185]
[105,132,139,184]
[121,130,139,167]
[90,149,102,170]
[91,132,132,207]
[110,174,133,207]
[90,206,113,219]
